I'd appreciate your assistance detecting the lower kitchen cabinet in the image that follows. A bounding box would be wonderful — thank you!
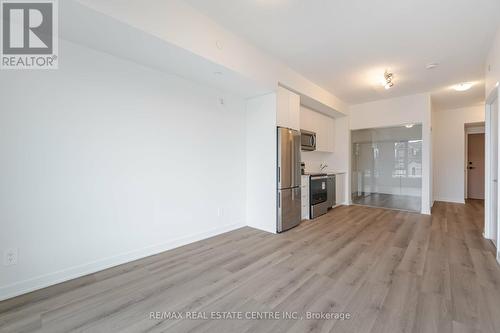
[335,173,346,205]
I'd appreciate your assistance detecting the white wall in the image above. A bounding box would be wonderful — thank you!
[246,94,277,233]
[432,105,485,203]
[0,40,247,301]
[486,25,500,97]
[349,94,432,214]
[431,100,437,206]
[349,94,431,130]
[333,117,350,175]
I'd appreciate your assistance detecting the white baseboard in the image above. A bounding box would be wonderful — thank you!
[0,222,245,301]
[433,197,465,204]
[421,208,431,215]
[246,222,276,234]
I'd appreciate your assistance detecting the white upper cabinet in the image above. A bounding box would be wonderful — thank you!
[277,87,334,152]
[276,86,289,127]
[288,90,300,130]
[277,86,300,131]
[300,106,335,152]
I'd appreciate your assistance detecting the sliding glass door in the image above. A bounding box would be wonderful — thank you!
[351,125,422,212]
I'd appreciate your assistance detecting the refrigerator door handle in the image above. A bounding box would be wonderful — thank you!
[292,130,301,187]
[294,131,298,186]
[278,192,281,208]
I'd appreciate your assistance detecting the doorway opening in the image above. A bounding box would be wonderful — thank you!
[465,123,485,200]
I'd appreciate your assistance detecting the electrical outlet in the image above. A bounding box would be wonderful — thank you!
[3,248,18,266]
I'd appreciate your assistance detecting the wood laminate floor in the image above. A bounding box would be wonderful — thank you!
[1,200,500,333]
[352,193,422,212]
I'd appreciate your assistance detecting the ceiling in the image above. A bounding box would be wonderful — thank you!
[61,1,272,99]
[186,0,500,109]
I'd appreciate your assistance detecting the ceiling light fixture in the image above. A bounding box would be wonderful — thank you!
[382,70,394,90]
[405,124,414,128]
[453,82,473,92]
[426,63,439,70]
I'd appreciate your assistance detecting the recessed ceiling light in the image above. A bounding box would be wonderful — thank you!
[405,124,414,128]
[426,63,439,70]
[453,82,473,91]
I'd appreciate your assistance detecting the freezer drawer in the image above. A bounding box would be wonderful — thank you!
[277,187,301,233]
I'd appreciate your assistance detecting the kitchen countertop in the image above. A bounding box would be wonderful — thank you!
[303,171,346,176]
[326,171,347,175]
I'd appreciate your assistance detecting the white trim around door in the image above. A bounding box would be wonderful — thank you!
[485,85,500,263]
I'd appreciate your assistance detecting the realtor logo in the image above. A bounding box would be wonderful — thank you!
[1,0,58,69]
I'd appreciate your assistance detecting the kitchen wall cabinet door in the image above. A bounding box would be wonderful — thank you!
[315,118,329,152]
[276,86,300,131]
[288,91,300,131]
[325,117,335,152]
[277,86,290,128]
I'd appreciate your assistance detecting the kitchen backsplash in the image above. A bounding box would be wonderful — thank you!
[301,150,346,173]
[303,161,325,173]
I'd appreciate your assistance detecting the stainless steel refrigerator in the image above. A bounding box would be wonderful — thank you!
[277,127,302,233]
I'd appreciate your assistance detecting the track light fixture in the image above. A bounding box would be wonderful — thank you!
[383,70,394,90]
